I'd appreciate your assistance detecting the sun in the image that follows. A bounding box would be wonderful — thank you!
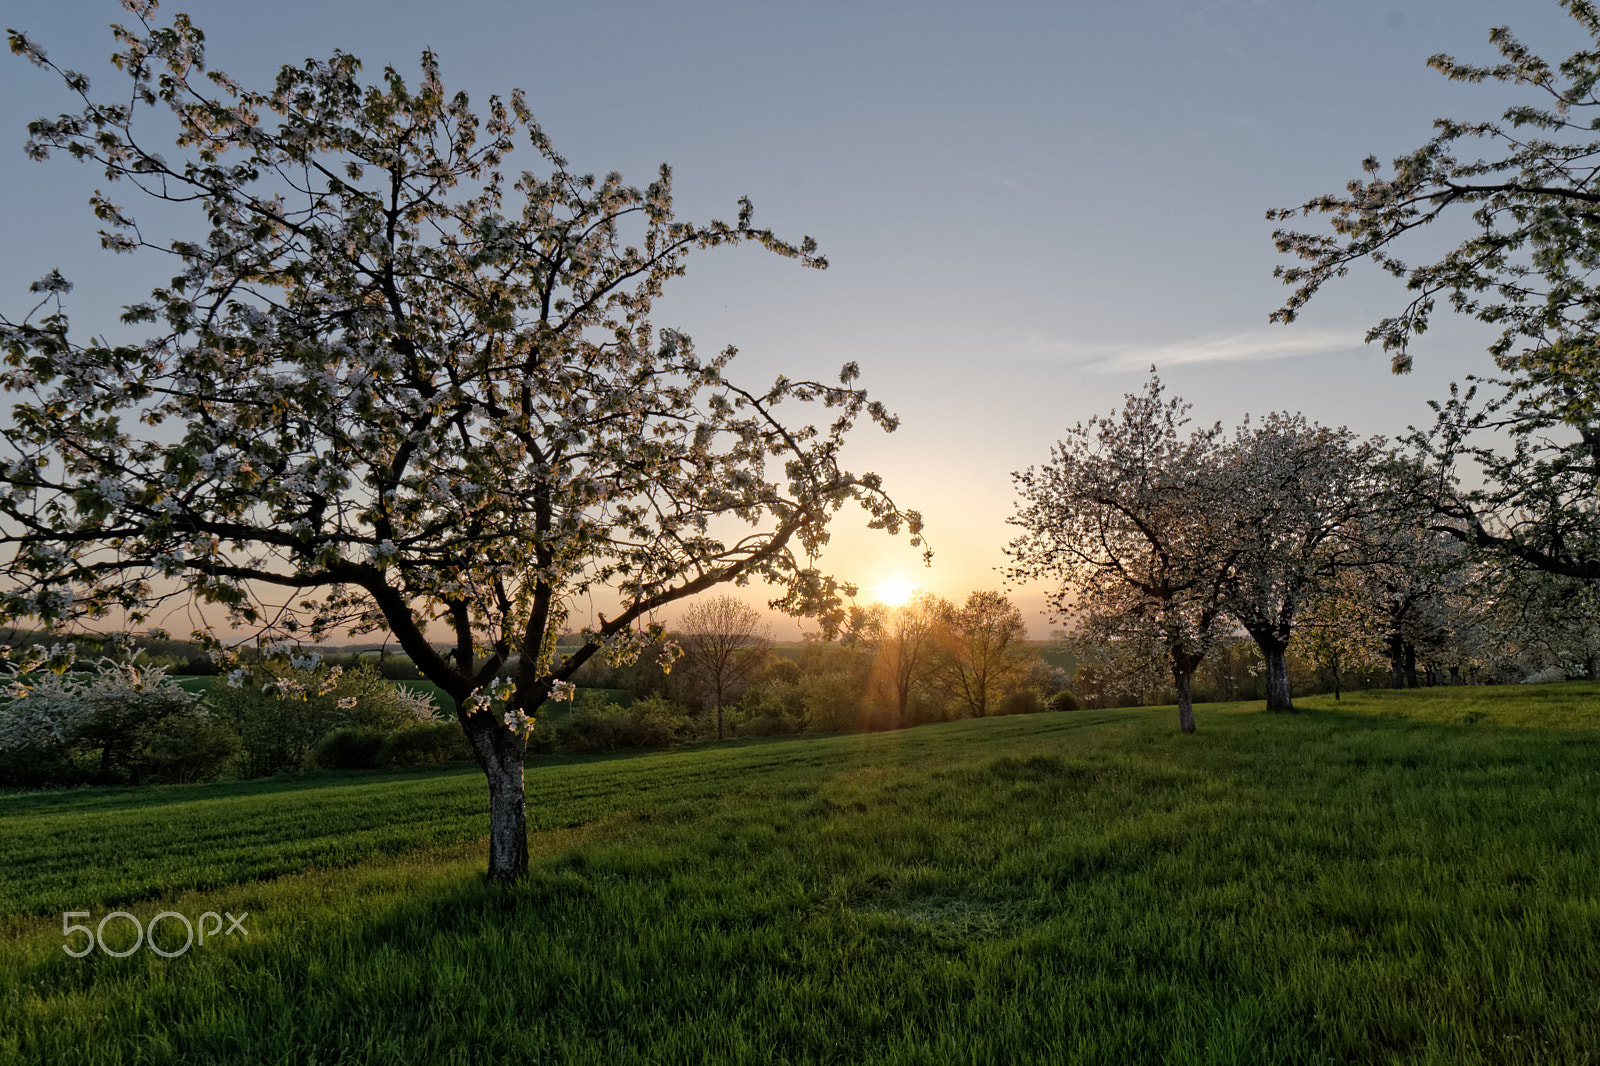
[871,578,917,607]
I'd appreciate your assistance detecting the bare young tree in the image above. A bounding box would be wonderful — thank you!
[932,590,1032,717]
[853,592,945,728]
[676,595,772,741]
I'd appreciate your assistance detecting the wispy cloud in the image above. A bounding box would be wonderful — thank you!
[1008,327,1365,373]
[987,172,1028,195]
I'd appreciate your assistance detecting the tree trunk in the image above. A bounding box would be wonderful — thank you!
[1260,640,1293,712]
[1174,667,1196,734]
[1404,642,1419,689]
[1387,630,1406,689]
[716,700,725,741]
[465,720,529,882]
[1169,648,1200,734]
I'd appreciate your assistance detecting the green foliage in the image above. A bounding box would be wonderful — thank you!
[995,687,1044,716]
[312,720,473,771]
[932,589,1035,717]
[209,660,439,778]
[377,722,474,767]
[312,727,389,771]
[0,741,84,789]
[901,689,957,727]
[134,711,242,784]
[793,642,869,733]
[0,657,228,786]
[530,691,690,754]
[372,656,425,682]
[730,682,803,737]
[556,708,672,753]
[1046,689,1081,712]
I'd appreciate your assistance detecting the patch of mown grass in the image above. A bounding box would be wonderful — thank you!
[1298,681,1600,729]
[1,691,1597,1064]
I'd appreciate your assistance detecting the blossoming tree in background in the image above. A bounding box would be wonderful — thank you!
[1220,414,1388,711]
[1006,373,1239,734]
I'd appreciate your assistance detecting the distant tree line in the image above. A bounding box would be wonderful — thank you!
[556,591,1074,743]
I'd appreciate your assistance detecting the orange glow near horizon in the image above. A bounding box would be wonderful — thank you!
[869,578,917,607]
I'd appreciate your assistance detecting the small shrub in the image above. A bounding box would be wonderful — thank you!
[211,658,439,777]
[549,691,685,753]
[0,742,85,789]
[799,670,862,733]
[553,708,616,753]
[737,713,801,737]
[378,722,473,766]
[628,693,694,742]
[313,726,389,770]
[904,693,955,727]
[996,688,1045,716]
[1047,689,1081,712]
[135,713,241,783]
[375,656,424,681]
[526,716,559,755]
[731,684,802,737]
[558,707,670,752]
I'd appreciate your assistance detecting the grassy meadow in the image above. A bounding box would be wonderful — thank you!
[0,685,1597,1064]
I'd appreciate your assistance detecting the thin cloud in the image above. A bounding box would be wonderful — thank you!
[1008,328,1366,372]
[988,173,1028,195]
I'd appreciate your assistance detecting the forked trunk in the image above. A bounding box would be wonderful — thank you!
[464,718,530,882]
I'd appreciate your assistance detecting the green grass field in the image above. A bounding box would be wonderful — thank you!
[1,685,1597,1064]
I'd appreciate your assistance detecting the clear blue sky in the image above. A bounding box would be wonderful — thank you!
[1,0,1583,637]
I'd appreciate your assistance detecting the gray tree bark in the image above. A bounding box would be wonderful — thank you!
[466,720,530,882]
[1262,641,1293,712]
[1171,650,1201,734]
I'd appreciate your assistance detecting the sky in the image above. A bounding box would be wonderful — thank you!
[0,0,1586,640]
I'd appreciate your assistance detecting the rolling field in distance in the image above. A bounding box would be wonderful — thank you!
[1,686,1597,1064]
